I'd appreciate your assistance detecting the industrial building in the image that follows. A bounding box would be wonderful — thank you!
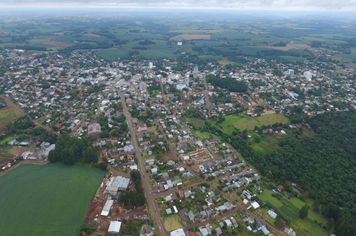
[108,221,122,233]
[101,199,114,216]
[104,176,131,196]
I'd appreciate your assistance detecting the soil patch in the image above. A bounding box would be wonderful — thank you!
[160,151,175,163]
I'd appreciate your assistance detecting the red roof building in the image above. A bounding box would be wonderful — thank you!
[277,185,284,191]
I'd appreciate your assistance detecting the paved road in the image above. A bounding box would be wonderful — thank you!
[202,75,212,117]
[1,96,59,135]
[119,92,167,236]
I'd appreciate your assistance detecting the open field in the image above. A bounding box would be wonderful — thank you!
[220,113,289,134]
[194,131,212,140]
[169,29,225,33]
[0,163,104,236]
[258,190,283,208]
[0,105,23,130]
[187,117,205,127]
[265,43,310,51]
[162,214,183,232]
[42,41,69,46]
[170,34,211,41]
[0,146,14,163]
[83,33,101,37]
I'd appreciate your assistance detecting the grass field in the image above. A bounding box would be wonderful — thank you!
[187,118,205,127]
[258,190,283,208]
[0,163,104,236]
[0,105,23,130]
[163,214,183,232]
[194,131,212,140]
[220,113,289,134]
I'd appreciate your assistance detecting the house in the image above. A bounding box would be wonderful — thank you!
[140,226,153,236]
[256,221,264,231]
[170,228,185,236]
[224,219,232,227]
[261,227,270,235]
[165,195,173,202]
[151,168,158,174]
[137,123,147,132]
[277,185,284,191]
[251,201,260,209]
[230,217,238,228]
[166,208,172,215]
[268,209,277,219]
[215,227,222,235]
[239,211,246,219]
[88,122,101,135]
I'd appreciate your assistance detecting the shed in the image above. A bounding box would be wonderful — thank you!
[108,221,122,233]
[101,200,114,216]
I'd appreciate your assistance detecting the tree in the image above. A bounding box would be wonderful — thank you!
[299,205,308,219]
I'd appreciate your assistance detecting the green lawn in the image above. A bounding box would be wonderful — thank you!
[220,113,289,134]
[194,131,212,140]
[250,136,280,153]
[187,118,205,127]
[0,163,104,236]
[258,190,283,207]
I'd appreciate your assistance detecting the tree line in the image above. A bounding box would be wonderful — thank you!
[206,75,248,93]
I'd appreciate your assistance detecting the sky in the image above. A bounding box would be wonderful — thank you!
[1,0,356,11]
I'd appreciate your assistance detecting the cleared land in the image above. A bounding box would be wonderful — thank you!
[42,41,69,46]
[220,113,289,134]
[170,34,210,41]
[84,33,101,37]
[265,43,310,51]
[163,214,183,232]
[0,163,104,236]
[0,105,23,131]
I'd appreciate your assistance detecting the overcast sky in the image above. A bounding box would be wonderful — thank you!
[1,0,356,11]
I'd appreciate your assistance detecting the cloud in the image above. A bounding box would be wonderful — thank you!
[0,0,356,10]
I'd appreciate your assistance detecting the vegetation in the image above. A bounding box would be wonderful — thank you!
[0,164,104,236]
[48,134,99,165]
[206,75,248,92]
[118,170,146,206]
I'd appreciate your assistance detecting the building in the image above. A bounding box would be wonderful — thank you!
[268,210,277,219]
[304,71,313,81]
[140,225,153,236]
[139,82,147,92]
[193,66,199,74]
[104,176,130,195]
[287,69,294,75]
[88,123,101,136]
[137,123,147,132]
[149,62,153,69]
[108,221,122,234]
[170,228,185,236]
[101,199,114,216]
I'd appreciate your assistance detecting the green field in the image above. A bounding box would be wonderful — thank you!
[0,163,104,236]
[0,106,23,129]
[220,113,289,134]
[187,117,205,127]
[258,189,283,208]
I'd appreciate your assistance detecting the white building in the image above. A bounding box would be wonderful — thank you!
[108,221,122,234]
[149,62,153,69]
[170,228,185,236]
[139,82,147,92]
[304,71,313,81]
[101,199,114,216]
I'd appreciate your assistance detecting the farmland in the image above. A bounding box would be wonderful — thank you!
[0,163,104,236]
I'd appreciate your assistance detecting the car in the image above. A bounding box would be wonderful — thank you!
[159,227,161,230]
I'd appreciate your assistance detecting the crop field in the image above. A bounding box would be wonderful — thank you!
[162,214,183,232]
[170,34,211,41]
[0,106,23,130]
[187,117,205,127]
[0,164,104,236]
[42,40,69,46]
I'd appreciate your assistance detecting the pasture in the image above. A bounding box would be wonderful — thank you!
[0,163,104,236]
[162,214,183,232]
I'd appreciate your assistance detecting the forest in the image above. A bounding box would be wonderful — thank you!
[206,75,248,93]
[48,134,99,165]
[246,111,356,235]
[118,170,146,206]
[187,110,356,235]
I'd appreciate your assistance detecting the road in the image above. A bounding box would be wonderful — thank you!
[1,96,59,135]
[202,75,212,117]
[119,92,167,236]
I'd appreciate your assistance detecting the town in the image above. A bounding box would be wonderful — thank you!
[0,47,353,236]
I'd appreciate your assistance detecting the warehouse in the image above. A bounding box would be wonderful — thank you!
[108,221,122,234]
[104,176,131,196]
